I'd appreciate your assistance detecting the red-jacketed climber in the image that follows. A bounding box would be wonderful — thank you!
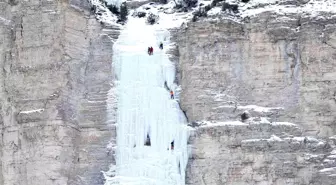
[150,47,153,55]
[147,47,154,55]
[170,90,174,99]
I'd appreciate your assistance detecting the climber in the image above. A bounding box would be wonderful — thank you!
[159,42,163,50]
[145,134,151,146]
[171,140,174,150]
[150,46,154,55]
[148,47,151,55]
[170,90,174,99]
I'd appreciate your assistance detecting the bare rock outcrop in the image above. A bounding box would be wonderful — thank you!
[0,0,118,184]
[176,12,336,137]
[187,121,336,185]
[171,5,336,185]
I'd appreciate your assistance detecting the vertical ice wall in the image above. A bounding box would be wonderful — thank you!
[105,17,189,185]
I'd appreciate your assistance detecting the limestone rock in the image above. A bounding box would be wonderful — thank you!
[175,12,336,137]
[171,8,336,185]
[0,1,118,184]
[187,121,336,185]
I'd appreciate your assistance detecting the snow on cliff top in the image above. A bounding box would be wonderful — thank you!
[207,0,336,22]
[92,0,336,27]
[238,0,336,18]
[133,0,336,30]
[89,0,119,26]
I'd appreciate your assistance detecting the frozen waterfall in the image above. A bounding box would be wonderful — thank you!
[105,17,189,185]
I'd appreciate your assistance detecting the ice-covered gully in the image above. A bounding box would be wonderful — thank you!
[104,17,189,185]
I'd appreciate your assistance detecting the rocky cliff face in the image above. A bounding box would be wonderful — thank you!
[173,7,336,185]
[177,12,336,137]
[0,0,118,184]
[2,0,336,184]
[187,122,336,185]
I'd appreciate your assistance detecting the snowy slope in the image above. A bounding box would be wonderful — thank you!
[89,0,119,25]
[103,16,189,185]
[238,0,336,18]
[91,0,336,27]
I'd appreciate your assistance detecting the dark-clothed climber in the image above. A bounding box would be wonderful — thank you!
[145,134,151,146]
[150,47,153,55]
[170,90,174,99]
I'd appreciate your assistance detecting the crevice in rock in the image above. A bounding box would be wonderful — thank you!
[20,17,23,38]
[178,102,189,123]
[324,41,336,50]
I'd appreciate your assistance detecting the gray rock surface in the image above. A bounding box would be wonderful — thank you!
[2,0,336,185]
[175,12,336,137]
[170,8,336,185]
[0,1,118,185]
[187,122,336,185]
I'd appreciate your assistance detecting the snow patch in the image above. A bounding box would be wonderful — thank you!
[260,117,270,123]
[19,109,44,114]
[271,122,297,127]
[270,134,283,142]
[199,118,298,128]
[89,0,120,26]
[207,7,222,16]
[237,105,284,112]
[200,121,248,127]
[285,136,322,143]
[327,155,336,159]
[242,134,283,143]
[133,1,194,29]
[320,167,336,173]
[0,16,11,26]
[331,149,336,155]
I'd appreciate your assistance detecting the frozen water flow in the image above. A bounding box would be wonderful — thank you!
[105,17,189,185]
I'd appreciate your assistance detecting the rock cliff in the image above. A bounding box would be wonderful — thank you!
[186,121,336,185]
[171,3,336,185]
[2,0,336,184]
[177,12,336,137]
[0,0,118,184]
